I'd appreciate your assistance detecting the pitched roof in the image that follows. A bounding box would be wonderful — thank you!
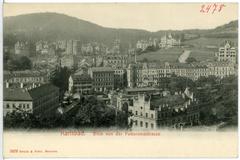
[28,84,59,100]
[72,73,92,81]
[91,67,114,72]
[4,88,32,101]
[126,87,158,92]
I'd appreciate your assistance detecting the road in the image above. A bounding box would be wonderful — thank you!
[178,50,191,63]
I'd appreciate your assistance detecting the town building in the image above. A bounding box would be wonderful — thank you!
[81,43,94,55]
[68,70,92,94]
[4,70,48,89]
[113,68,127,89]
[215,41,237,63]
[127,61,237,87]
[56,40,67,50]
[35,41,55,55]
[128,94,157,130]
[128,88,200,130]
[136,38,159,51]
[88,67,115,92]
[103,54,129,68]
[14,41,30,56]
[66,40,81,55]
[110,39,121,54]
[159,34,181,48]
[3,84,60,117]
[60,55,75,68]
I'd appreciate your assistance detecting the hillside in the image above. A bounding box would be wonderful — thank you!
[3,12,151,47]
[3,12,238,48]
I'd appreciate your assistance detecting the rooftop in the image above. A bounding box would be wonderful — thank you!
[90,67,114,72]
[4,88,32,101]
[126,87,158,93]
[151,94,186,108]
[29,84,59,100]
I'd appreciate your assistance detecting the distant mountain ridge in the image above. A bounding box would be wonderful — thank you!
[3,12,238,47]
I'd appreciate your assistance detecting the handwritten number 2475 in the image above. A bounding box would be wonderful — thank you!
[200,4,226,14]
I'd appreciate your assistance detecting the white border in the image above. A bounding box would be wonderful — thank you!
[0,1,239,160]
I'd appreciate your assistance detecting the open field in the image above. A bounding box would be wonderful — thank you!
[136,48,184,62]
[133,37,238,63]
[188,47,216,61]
[183,37,238,61]
[183,37,238,48]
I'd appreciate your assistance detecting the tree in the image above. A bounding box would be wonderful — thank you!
[50,66,72,97]
[5,55,32,71]
[74,96,116,128]
[186,57,197,63]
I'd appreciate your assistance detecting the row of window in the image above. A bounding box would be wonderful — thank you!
[94,78,113,82]
[135,120,154,129]
[5,103,30,109]
[94,83,113,86]
[93,73,114,77]
[8,77,44,83]
[135,111,154,119]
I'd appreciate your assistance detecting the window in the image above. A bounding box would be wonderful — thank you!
[140,121,143,127]
[146,113,148,118]
[135,111,138,115]
[135,120,138,126]
[151,114,154,118]
[140,112,143,116]
[145,122,148,128]
[6,104,10,109]
[151,123,154,129]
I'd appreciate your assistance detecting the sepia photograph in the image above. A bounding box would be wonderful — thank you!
[2,2,238,158]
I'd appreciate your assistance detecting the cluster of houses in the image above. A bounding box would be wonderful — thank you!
[3,70,59,117]
[136,34,181,51]
[3,40,238,130]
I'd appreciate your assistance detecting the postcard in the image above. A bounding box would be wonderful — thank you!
[2,2,238,158]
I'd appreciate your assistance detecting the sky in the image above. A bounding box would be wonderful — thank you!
[3,3,238,32]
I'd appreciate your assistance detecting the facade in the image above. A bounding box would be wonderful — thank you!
[114,68,127,89]
[81,43,94,55]
[128,88,199,130]
[3,88,33,117]
[127,61,237,87]
[3,84,59,117]
[159,34,181,48]
[4,70,48,89]
[69,71,92,94]
[66,40,81,55]
[103,54,128,68]
[60,55,74,68]
[136,40,150,51]
[154,88,199,128]
[88,67,115,92]
[56,40,67,50]
[136,38,159,51]
[36,41,55,55]
[216,41,237,63]
[14,41,30,56]
[128,94,158,130]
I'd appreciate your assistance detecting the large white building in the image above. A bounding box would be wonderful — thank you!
[127,61,236,88]
[159,34,181,48]
[215,41,237,63]
[129,94,157,130]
